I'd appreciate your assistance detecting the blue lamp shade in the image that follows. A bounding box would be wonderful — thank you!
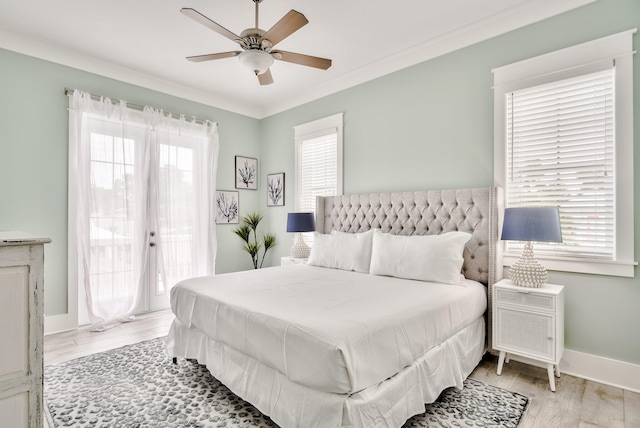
[501,207,562,243]
[286,212,315,233]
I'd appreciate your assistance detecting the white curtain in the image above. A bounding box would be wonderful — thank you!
[69,90,217,331]
[150,109,219,291]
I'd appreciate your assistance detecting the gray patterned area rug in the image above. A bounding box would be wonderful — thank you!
[44,337,529,427]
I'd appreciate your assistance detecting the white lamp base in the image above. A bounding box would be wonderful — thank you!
[290,233,310,258]
[509,241,548,288]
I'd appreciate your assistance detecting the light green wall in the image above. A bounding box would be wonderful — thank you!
[260,0,640,365]
[0,49,262,316]
[1,0,638,367]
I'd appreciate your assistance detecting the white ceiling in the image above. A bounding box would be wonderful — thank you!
[0,0,593,118]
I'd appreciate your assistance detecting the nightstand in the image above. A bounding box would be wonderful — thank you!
[492,279,565,392]
[281,256,308,266]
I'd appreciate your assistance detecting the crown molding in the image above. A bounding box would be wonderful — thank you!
[256,0,597,118]
[0,29,260,118]
[1,0,596,120]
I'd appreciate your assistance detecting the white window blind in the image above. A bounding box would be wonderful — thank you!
[494,29,636,277]
[297,131,338,213]
[294,113,343,244]
[506,68,615,259]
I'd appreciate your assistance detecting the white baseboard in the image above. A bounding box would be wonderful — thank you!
[504,349,640,393]
[44,313,77,336]
[561,349,640,393]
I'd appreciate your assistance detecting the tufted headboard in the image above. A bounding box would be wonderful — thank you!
[316,187,503,286]
[316,187,504,348]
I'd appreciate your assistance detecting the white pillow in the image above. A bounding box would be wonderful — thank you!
[369,230,472,284]
[307,230,374,273]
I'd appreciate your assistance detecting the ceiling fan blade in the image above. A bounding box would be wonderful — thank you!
[258,69,274,86]
[272,50,332,70]
[186,51,241,62]
[260,10,308,47]
[181,8,242,44]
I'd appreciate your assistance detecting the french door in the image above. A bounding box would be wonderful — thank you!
[79,131,192,321]
[149,137,206,311]
[70,92,216,329]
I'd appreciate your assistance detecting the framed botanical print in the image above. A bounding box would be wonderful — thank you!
[235,156,258,190]
[215,190,239,224]
[267,173,285,206]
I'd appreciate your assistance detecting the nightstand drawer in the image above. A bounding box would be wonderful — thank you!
[495,288,555,311]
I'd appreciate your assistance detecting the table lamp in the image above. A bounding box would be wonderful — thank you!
[286,212,315,258]
[501,207,562,288]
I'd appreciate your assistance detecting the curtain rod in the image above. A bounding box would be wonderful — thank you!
[64,87,214,126]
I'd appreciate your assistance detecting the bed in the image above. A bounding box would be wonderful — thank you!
[167,187,503,428]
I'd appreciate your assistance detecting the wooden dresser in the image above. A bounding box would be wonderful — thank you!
[0,232,50,427]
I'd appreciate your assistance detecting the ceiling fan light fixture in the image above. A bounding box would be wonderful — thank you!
[238,50,274,75]
[182,2,331,85]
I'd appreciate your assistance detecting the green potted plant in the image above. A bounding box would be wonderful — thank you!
[233,212,277,269]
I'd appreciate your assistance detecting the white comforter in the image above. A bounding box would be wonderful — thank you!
[170,264,486,395]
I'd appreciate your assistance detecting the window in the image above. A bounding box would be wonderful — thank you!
[294,113,344,233]
[493,30,636,277]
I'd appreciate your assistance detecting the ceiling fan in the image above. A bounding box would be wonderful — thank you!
[181,0,332,86]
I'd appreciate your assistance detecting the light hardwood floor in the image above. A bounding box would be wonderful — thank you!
[44,310,640,428]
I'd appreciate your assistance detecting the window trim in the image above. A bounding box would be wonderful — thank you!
[294,113,344,212]
[493,29,636,277]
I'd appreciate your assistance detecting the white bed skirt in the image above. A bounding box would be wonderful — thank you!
[166,316,485,428]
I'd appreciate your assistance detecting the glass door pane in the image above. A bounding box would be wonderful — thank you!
[152,139,196,311]
[88,132,141,314]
